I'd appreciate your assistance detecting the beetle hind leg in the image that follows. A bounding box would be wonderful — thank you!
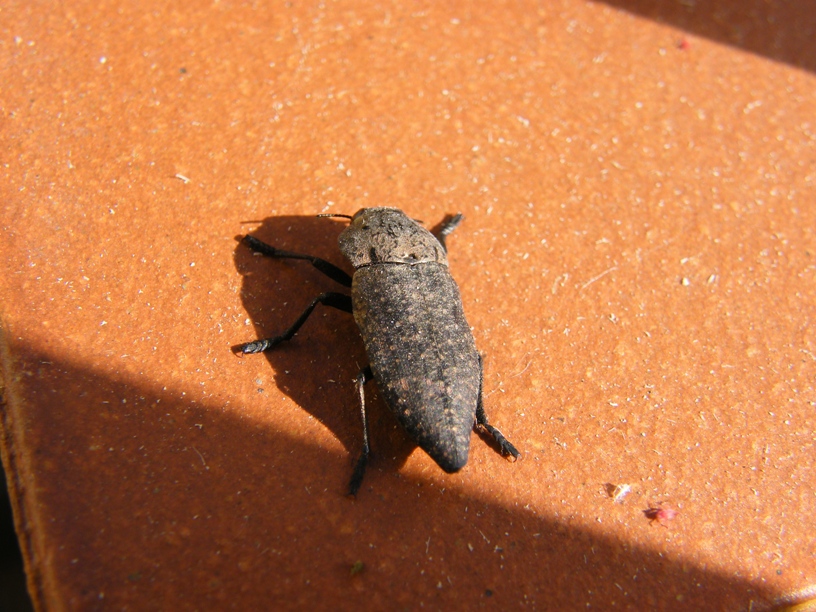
[348,366,374,497]
[435,213,464,253]
[474,355,521,460]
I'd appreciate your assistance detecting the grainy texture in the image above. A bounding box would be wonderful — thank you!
[1,0,815,609]
[352,262,478,472]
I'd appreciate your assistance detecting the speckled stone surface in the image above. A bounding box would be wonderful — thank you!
[1,0,815,610]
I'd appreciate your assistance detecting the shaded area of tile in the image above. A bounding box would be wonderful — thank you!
[0,467,34,612]
[600,0,816,73]
[1,345,776,610]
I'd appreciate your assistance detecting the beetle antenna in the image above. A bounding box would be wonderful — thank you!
[317,213,353,220]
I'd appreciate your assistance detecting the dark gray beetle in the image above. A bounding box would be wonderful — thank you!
[237,207,519,495]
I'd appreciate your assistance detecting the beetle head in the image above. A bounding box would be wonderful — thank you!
[337,207,448,268]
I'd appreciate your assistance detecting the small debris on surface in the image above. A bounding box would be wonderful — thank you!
[643,502,679,527]
[350,561,364,576]
[605,483,631,503]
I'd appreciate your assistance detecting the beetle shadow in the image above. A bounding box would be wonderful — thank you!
[233,213,420,479]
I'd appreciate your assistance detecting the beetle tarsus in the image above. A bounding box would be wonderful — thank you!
[238,338,281,353]
[479,423,520,460]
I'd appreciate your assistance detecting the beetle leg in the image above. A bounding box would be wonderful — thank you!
[348,365,374,497]
[236,292,352,353]
[475,355,521,460]
[434,213,464,253]
[242,235,352,287]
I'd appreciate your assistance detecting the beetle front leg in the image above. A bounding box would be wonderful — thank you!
[242,235,352,287]
[475,355,520,460]
[348,365,374,497]
[236,292,352,353]
[435,213,464,253]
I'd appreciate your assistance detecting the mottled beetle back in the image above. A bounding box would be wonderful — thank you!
[339,208,480,472]
[352,263,479,472]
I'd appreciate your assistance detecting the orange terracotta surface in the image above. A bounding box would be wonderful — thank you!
[2,0,815,610]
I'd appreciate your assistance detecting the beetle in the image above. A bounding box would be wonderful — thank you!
[236,207,519,495]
